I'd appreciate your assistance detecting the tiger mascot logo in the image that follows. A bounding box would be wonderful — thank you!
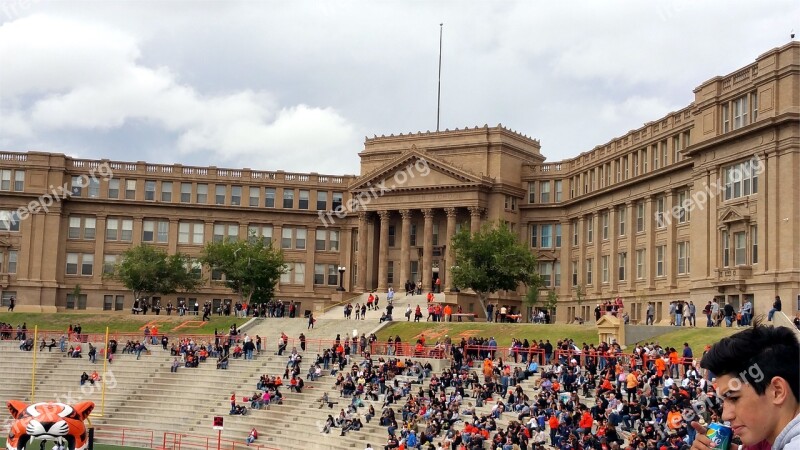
[6,401,94,450]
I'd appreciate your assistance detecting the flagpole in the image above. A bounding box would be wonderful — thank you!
[436,23,443,132]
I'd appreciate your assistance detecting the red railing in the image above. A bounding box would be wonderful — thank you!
[93,425,155,448]
[162,432,280,450]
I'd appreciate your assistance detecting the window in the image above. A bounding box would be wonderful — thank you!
[249,187,260,207]
[180,183,191,203]
[121,219,133,242]
[213,223,238,243]
[678,241,690,274]
[68,216,95,240]
[751,225,758,264]
[602,212,609,240]
[145,180,156,200]
[88,178,99,198]
[724,157,760,200]
[586,259,593,285]
[247,225,272,245]
[618,205,626,236]
[298,190,309,210]
[540,224,552,248]
[317,191,328,210]
[555,224,562,248]
[314,264,325,285]
[280,265,291,284]
[215,185,226,205]
[143,219,169,243]
[432,223,439,246]
[636,249,645,280]
[554,180,562,202]
[328,192,341,212]
[651,146,658,171]
[633,152,639,177]
[316,230,327,251]
[283,189,294,208]
[66,253,79,275]
[722,231,730,267]
[179,222,205,244]
[678,190,690,223]
[231,186,242,206]
[388,225,396,247]
[330,230,339,251]
[71,176,83,197]
[103,255,117,275]
[586,218,593,244]
[0,170,11,190]
[734,232,746,266]
[752,90,758,121]
[662,140,669,167]
[410,224,417,247]
[601,256,609,283]
[108,179,120,199]
[104,295,113,311]
[733,96,748,130]
[528,183,536,204]
[282,228,293,249]
[540,181,551,203]
[656,196,666,229]
[161,182,173,202]
[125,179,136,200]
[328,265,338,286]
[0,211,20,232]
[410,261,418,284]
[571,261,578,287]
[656,245,665,277]
[196,184,208,203]
[295,228,306,249]
[115,295,124,311]
[530,225,537,248]
[539,262,552,287]
[554,262,561,287]
[106,218,119,241]
[673,135,681,164]
[265,188,276,208]
[504,195,517,211]
[7,250,17,274]
[623,156,629,179]
[618,252,627,281]
[283,262,305,284]
[722,103,730,133]
[572,220,578,246]
[636,202,645,233]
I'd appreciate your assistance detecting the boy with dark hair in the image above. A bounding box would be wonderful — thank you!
[690,323,800,450]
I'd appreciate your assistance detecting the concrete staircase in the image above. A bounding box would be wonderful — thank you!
[318,292,447,321]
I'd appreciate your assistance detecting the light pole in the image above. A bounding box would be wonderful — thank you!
[337,266,346,292]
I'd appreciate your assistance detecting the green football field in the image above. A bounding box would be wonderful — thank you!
[0,438,149,450]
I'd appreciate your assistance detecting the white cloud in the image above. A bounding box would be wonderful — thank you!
[0,13,360,173]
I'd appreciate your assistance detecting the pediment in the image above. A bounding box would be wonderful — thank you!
[718,206,750,226]
[596,314,621,327]
[350,148,489,192]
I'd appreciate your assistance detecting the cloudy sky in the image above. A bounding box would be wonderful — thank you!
[0,1,797,175]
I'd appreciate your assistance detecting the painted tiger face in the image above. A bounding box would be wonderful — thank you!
[6,401,94,450]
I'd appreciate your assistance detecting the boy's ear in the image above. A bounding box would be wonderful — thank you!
[7,400,28,419]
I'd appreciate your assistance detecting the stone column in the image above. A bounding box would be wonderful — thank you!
[665,189,677,288]
[356,212,369,293]
[399,209,412,288]
[444,207,458,292]
[645,196,656,289]
[626,201,636,291]
[609,207,618,292]
[93,215,107,284]
[468,206,483,233]
[422,208,434,292]
[377,210,390,292]
[593,212,601,294]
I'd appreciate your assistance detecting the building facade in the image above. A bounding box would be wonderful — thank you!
[0,43,798,321]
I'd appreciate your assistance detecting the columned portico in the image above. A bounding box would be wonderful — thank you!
[377,210,390,292]
[422,208,434,292]
[445,207,458,292]
[356,211,369,293]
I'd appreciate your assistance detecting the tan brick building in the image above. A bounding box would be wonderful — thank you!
[1,42,798,322]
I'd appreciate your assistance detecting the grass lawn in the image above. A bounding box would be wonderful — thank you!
[376,322,599,347]
[0,312,249,335]
[639,326,741,352]
[377,321,744,353]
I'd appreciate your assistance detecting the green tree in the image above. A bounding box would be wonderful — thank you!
[106,244,202,302]
[200,235,286,304]
[451,222,541,320]
[545,290,559,321]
